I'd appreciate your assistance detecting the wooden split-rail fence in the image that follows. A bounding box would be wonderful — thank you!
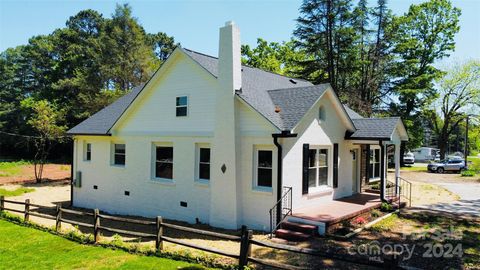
[0,196,402,269]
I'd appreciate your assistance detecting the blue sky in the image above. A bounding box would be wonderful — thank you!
[1,0,479,66]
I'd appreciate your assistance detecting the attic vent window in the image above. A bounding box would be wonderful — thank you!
[289,79,297,84]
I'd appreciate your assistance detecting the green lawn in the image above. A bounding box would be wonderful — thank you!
[0,219,210,270]
[0,187,35,197]
[0,160,31,177]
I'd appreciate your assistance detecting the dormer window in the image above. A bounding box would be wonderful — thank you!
[176,96,188,117]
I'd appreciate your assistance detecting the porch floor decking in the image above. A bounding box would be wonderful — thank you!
[291,192,382,225]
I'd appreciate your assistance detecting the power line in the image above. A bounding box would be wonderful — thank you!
[0,130,70,139]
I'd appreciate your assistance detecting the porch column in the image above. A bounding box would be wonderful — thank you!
[395,143,400,195]
[380,141,386,201]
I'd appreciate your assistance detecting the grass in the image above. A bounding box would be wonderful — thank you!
[0,160,31,177]
[0,218,210,270]
[366,210,480,269]
[399,166,426,172]
[0,187,35,197]
[370,213,399,232]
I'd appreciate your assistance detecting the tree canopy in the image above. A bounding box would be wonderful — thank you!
[0,4,177,159]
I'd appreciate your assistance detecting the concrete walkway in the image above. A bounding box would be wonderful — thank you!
[417,182,480,217]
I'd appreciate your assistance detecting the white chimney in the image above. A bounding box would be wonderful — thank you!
[218,21,241,92]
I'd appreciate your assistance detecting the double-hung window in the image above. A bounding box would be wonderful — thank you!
[155,146,173,179]
[198,147,210,180]
[84,143,92,161]
[113,144,126,165]
[369,148,380,179]
[308,148,329,189]
[255,149,273,188]
[176,96,188,117]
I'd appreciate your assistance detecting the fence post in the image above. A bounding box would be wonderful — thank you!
[55,204,62,232]
[24,199,30,222]
[238,226,252,269]
[94,209,100,243]
[156,216,163,253]
[0,196,4,212]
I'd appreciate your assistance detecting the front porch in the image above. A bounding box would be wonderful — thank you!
[290,192,383,226]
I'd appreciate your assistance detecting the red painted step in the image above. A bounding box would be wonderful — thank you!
[275,229,311,241]
[280,221,317,236]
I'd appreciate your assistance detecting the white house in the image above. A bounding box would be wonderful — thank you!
[67,22,408,236]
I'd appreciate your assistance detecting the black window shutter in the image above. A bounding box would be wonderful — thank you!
[302,144,309,194]
[333,143,339,188]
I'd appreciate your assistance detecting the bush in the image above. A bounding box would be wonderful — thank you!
[381,202,393,212]
[461,170,476,177]
[371,209,382,218]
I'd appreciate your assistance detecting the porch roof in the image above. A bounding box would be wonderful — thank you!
[345,117,408,141]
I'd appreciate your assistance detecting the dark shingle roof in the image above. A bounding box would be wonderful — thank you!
[67,47,400,139]
[343,105,364,119]
[67,85,144,135]
[347,118,401,140]
[68,48,314,134]
[268,85,329,130]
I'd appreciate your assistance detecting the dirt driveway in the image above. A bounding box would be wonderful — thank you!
[400,170,479,184]
[0,164,70,185]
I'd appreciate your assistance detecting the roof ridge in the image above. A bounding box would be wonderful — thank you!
[183,47,311,83]
[267,84,329,93]
[353,117,400,119]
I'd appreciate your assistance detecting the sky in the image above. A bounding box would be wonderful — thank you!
[0,0,479,66]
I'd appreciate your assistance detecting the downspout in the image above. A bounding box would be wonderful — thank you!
[379,140,386,202]
[272,131,297,224]
[70,138,74,207]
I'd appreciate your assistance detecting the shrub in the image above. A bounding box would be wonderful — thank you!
[461,170,476,177]
[371,209,382,218]
[381,202,393,212]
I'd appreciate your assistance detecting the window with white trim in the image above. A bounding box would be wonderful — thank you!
[155,146,173,179]
[113,144,125,165]
[176,96,188,117]
[308,148,329,189]
[369,148,380,179]
[197,146,210,181]
[84,143,92,161]
[255,149,273,188]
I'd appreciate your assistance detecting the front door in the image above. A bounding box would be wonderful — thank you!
[352,149,359,193]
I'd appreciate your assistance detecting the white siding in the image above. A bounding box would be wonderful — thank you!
[282,91,355,210]
[115,53,217,136]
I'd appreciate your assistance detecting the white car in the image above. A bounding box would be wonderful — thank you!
[403,152,415,165]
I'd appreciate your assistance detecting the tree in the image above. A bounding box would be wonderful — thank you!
[21,98,67,183]
[100,4,159,91]
[241,38,307,77]
[0,5,176,160]
[388,0,460,163]
[293,0,396,114]
[427,61,480,159]
[294,0,356,95]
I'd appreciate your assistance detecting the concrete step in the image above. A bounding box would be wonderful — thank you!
[280,221,317,235]
[275,228,312,241]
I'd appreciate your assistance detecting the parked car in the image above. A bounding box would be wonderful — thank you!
[403,152,415,165]
[427,159,467,173]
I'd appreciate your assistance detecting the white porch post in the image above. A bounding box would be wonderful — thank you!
[395,143,400,195]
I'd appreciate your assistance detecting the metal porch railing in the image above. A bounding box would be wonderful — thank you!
[269,186,292,238]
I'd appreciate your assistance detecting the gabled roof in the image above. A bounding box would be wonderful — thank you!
[343,105,364,119]
[67,47,406,142]
[346,117,403,140]
[267,85,329,130]
[67,84,144,135]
